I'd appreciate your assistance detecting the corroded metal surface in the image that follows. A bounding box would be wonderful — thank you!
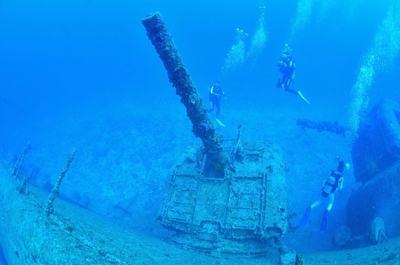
[142,12,228,176]
[348,100,400,242]
[352,100,400,183]
[157,141,288,256]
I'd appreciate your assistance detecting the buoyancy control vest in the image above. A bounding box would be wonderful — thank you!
[322,170,342,194]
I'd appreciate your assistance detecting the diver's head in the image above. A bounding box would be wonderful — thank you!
[282,44,292,54]
[337,160,350,172]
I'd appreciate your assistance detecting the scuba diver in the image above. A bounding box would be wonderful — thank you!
[299,160,350,231]
[276,44,310,105]
[208,80,226,127]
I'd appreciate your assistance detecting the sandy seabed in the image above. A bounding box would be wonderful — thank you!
[1,162,400,265]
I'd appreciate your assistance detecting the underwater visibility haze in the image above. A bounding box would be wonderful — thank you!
[1,0,400,263]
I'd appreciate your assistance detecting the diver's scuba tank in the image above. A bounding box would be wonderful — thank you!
[322,174,336,194]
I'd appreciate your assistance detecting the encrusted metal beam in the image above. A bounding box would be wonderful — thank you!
[142,12,228,176]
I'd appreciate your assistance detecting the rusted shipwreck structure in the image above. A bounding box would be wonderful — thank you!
[0,12,291,265]
[347,100,400,241]
[157,141,288,256]
[142,12,289,257]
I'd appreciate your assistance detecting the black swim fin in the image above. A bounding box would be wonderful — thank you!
[299,206,311,227]
[320,209,329,232]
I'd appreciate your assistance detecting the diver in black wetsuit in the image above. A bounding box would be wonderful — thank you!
[277,51,296,93]
[208,81,226,126]
[298,160,350,231]
[276,44,310,104]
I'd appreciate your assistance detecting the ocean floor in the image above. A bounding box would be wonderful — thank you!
[1,163,400,265]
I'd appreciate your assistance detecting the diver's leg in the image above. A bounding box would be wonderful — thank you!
[284,79,299,95]
[320,209,329,231]
[282,78,297,94]
[208,101,215,113]
[320,194,334,231]
[276,75,284,88]
[284,78,311,104]
[215,101,221,119]
[326,193,335,211]
[311,198,322,209]
[299,198,322,227]
[285,88,299,94]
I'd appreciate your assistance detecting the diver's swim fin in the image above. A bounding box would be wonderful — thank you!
[320,209,329,232]
[216,118,226,127]
[299,206,311,227]
[298,91,310,105]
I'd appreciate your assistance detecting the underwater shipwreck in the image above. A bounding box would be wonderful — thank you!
[0,12,291,265]
[346,100,400,246]
[142,12,290,258]
[1,12,400,265]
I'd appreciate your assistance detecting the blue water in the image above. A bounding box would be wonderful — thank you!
[0,241,6,265]
[1,0,399,148]
[0,150,5,264]
[1,0,400,258]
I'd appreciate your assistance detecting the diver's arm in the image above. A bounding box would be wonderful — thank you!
[290,61,296,79]
[338,177,344,190]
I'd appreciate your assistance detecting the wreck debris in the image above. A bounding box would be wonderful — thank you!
[11,141,31,178]
[370,217,388,244]
[297,118,351,137]
[18,176,30,195]
[46,148,76,217]
[230,125,242,164]
[333,226,352,248]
